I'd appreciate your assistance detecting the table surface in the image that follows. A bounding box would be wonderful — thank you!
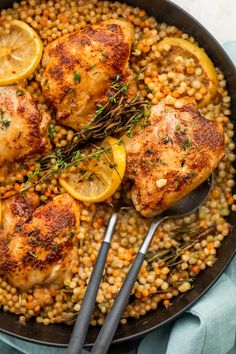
[172,0,236,44]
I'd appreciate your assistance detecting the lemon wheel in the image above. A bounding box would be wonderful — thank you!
[156,37,218,107]
[59,137,126,203]
[0,20,43,85]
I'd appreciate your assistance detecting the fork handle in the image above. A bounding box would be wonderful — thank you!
[91,217,165,354]
[91,251,145,354]
[67,213,118,354]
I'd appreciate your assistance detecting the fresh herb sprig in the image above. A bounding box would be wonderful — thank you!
[1,140,123,198]
[1,72,150,199]
[39,74,149,171]
[146,225,216,267]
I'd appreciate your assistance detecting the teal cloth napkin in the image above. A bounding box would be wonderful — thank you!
[0,44,235,354]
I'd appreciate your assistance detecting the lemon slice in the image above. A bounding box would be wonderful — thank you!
[156,37,218,107]
[0,20,43,85]
[59,137,126,203]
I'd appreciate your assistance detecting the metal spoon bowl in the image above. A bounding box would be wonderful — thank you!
[163,176,212,218]
[67,175,213,354]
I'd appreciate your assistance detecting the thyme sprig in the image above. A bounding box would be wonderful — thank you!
[146,225,216,268]
[41,73,149,163]
[62,224,217,324]
[1,72,150,200]
[12,143,118,198]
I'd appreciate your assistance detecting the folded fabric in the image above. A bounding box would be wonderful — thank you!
[0,254,235,354]
[138,255,236,354]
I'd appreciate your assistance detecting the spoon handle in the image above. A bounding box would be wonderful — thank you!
[67,212,119,354]
[91,217,165,354]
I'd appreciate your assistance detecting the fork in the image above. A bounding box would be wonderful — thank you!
[66,211,119,354]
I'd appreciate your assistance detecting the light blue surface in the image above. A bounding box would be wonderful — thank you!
[0,44,235,354]
[223,41,236,66]
[138,255,236,354]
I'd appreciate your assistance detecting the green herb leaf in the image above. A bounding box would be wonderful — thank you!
[0,108,10,130]
[4,73,151,200]
[29,237,39,244]
[135,74,142,81]
[183,171,196,182]
[121,84,128,93]
[33,167,40,176]
[52,243,59,252]
[112,82,120,90]
[48,125,56,139]
[189,171,197,177]
[126,129,133,138]
[181,138,192,150]
[109,96,116,104]
[68,231,74,240]
[29,251,38,259]
[56,158,64,167]
[0,118,11,130]
[117,139,123,146]
[175,124,181,131]
[89,63,97,69]
[114,75,121,83]
[162,135,173,144]
[174,181,180,189]
[16,89,25,97]
[101,51,109,59]
[25,229,40,237]
[82,125,89,133]
[96,104,104,116]
[75,150,82,159]
[74,71,81,82]
[109,162,117,169]
[144,84,152,93]
[93,152,101,159]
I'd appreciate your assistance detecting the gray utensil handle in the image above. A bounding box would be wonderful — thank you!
[67,241,110,354]
[91,251,146,354]
[67,212,118,354]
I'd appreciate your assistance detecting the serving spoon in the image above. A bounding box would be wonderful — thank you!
[67,175,213,354]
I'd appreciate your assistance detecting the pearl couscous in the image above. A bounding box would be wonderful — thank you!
[0,0,235,327]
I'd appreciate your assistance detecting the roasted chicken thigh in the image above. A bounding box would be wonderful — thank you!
[0,85,50,166]
[124,101,225,217]
[41,20,134,130]
[0,194,80,291]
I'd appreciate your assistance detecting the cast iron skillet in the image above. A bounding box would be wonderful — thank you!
[0,0,236,353]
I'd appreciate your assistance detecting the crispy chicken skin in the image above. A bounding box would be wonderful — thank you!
[41,20,134,130]
[1,192,40,235]
[124,101,225,217]
[0,85,50,166]
[0,194,80,291]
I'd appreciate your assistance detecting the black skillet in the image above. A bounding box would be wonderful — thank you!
[0,0,236,353]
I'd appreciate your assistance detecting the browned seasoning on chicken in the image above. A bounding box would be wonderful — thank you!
[124,101,225,217]
[0,85,50,167]
[41,19,134,131]
[0,193,81,291]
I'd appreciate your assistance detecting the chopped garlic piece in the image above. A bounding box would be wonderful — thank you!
[156,178,167,188]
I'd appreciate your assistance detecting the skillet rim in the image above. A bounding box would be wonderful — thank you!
[0,0,235,348]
